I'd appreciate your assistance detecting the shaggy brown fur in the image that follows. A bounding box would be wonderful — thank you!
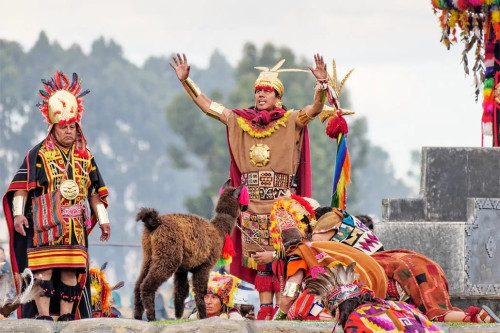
[133,183,245,321]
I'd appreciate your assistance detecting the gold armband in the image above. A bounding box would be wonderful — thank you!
[182,77,201,99]
[282,281,302,298]
[12,195,25,217]
[209,101,225,115]
[297,109,316,126]
[96,203,110,225]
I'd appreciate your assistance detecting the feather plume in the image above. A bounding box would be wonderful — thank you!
[100,262,108,272]
[338,69,355,97]
[270,59,286,72]
[331,59,338,91]
[111,281,125,291]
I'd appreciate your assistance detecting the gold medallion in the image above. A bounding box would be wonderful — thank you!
[249,144,270,167]
[60,179,79,200]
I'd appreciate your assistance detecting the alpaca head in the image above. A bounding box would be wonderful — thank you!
[216,180,248,218]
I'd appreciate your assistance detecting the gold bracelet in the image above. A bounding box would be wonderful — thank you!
[272,250,278,261]
[282,281,302,298]
[182,77,201,98]
[96,203,110,225]
[12,195,25,217]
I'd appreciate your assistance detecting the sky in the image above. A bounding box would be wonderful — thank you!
[0,0,486,182]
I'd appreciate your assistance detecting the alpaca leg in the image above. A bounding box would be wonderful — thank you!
[134,230,152,320]
[191,264,212,319]
[173,271,189,319]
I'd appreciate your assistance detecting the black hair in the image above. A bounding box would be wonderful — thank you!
[355,215,374,230]
[315,206,333,220]
[336,294,378,328]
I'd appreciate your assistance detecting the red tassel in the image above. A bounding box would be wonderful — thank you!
[222,233,236,259]
[326,116,348,139]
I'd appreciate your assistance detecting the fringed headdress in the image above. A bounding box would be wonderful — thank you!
[254,59,308,97]
[37,71,89,125]
[269,193,319,257]
[89,262,124,317]
[207,272,241,308]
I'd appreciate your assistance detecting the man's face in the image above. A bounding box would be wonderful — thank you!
[204,293,223,317]
[254,88,280,111]
[53,123,77,148]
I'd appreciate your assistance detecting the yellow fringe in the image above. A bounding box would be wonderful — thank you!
[236,111,291,138]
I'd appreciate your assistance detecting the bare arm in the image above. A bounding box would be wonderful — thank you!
[278,270,304,314]
[169,53,232,123]
[297,54,328,127]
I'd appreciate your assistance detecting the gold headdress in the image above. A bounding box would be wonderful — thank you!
[254,59,308,97]
[319,59,355,122]
[37,71,90,125]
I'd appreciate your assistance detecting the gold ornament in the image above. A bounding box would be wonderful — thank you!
[254,59,308,97]
[275,100,282,108]
[249,144,270,167]
[495,83,500,104]
[60,179,79,200]
[48,90,79,124]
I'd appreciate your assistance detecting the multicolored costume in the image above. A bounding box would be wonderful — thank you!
[189,272,244,320]
[305,264,443,333]
[2,71,109,319]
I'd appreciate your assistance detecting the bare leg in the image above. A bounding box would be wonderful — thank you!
[33,269,53,316]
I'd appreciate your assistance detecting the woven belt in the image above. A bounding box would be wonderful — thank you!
[60,204,84,218]
[241,171,293,201]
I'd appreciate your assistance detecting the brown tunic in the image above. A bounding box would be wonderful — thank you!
[226,110,306,267]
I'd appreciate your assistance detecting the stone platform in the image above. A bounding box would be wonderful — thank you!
[0,318,499,333]
[376,147,500,312]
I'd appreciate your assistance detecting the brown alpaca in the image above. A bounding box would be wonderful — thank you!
[133,183,246,321]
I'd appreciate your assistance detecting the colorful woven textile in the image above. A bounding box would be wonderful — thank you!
[344,299,444,332]
[371,249,461,320]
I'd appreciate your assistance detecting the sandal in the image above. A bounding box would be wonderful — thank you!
[35,315,53,321]
[480,305,500,323]
[57,313,75,321]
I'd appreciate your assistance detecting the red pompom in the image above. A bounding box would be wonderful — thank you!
[326,115,348,139]
[222,233,236,259]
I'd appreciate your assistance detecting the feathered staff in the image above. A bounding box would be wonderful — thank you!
[318,59,355,210]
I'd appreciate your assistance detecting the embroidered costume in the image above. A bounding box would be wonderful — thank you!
[2,71,109,319]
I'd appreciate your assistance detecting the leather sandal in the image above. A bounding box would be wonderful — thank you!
[480,305,500,323]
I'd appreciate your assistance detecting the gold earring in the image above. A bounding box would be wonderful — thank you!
[275,100,282,108]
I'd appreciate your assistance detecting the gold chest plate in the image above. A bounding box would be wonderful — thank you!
[249,144,270,167]
[60,179,79,200]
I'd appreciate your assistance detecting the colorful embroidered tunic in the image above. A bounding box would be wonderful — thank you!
[2,138,108,319]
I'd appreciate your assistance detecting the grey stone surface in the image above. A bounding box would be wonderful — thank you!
[383,147,500,222]
[3,318,500,332]
[382,198,425,222]
[464,198,500,296]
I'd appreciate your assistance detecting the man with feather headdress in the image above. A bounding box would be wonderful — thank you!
[2,71,111,321]
[170,53,330,319]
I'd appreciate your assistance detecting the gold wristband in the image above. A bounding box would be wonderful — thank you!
[182,77,201,99]
[96,203,110,225]
[282,281,302,298]
[297,109,315,125]
[12,195,25,217]
[272,250,278,261]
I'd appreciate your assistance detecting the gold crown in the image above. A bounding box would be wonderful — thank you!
[254,59,308,97]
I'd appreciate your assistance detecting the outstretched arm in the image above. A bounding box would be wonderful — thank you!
[169,53,232,123]
[297,54,328,127]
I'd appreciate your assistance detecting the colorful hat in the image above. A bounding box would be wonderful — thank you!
[37,71,89,125]
[207,273,241,308]
[269,193,319,256]
[89,262,124,317]
[254,60,308,97]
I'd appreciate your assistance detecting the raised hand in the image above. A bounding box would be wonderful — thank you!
[169,53,190,81]
[307,53,328,81]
